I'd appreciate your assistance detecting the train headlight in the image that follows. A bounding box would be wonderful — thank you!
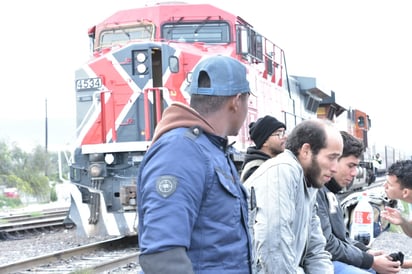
[136,63,147,74]
[136,52,146,62]
[105,153,115,165]
[133,50,149,75]
[89,163,104,177]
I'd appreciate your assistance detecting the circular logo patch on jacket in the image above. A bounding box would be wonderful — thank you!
[156,175,178,198]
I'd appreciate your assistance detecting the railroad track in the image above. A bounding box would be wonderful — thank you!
[0,177,388,273]
[0,235,140,273]
[0,206,70,240]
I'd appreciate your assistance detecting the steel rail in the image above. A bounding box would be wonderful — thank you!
[0,236,136,273]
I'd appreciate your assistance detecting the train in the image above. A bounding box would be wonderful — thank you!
[66,1,405,237]
[336,109,379,191]
[337,109,408,191]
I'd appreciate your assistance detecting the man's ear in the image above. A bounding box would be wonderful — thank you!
[297,143,312,164]
[301,143,311,158]
[402,188,411,200]
[229,94,242,112]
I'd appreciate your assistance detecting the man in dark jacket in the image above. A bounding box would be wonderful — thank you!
[137,55,253,273]
[316,131,401,274]
[240,115,286,182]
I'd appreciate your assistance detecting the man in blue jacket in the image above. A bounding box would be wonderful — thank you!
[316,131,401,274]
[137,55,253,273]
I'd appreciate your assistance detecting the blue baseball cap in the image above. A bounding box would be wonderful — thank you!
[188,55,251,96]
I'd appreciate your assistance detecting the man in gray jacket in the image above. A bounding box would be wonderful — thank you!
[244,119,342,273]
[316,131,401,274]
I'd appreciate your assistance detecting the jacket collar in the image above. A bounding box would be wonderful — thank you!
[325,178,342,194]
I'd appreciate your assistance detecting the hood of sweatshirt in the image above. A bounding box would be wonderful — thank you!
[325,178,343,194]
[151,102,216,143]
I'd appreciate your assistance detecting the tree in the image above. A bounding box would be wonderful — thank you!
[8,144,50,199]
[0,140,70,203]
[0,141,12,176]
[0,140,69,204]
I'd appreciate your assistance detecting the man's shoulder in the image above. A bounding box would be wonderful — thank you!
[266,151,303,175]
[155,127,212,146]
[244,153,302,188]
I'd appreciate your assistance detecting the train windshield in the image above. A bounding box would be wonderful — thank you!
[162,21,230,43]
[99,24,154,48]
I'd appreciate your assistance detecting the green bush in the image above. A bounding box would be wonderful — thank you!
[0,195,22,208]
[50,185,58,202]
[0,140,71,205]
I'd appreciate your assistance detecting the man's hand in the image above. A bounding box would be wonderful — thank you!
[381,206,412,237]
[372,254,401,274]
[381,207,404,225]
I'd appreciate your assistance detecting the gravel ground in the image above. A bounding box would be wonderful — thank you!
[0,227,411,273]
[371,231,412,273]
[0,227,113,266]
[0,228,140,273]
[1,189,410,273]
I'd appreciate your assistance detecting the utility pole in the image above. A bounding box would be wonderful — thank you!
[45,98,48,153]
[45,98,48,176]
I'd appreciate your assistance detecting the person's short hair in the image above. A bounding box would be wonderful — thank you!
[285,119,329,156]
[187,55,250,96]
[340,131,364,159]
[190,94,230,115]
[387,160,412,189]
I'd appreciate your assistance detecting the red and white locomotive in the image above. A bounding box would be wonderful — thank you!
[68,2,355,237]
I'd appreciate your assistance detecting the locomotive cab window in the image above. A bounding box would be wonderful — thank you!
[99,24,154,49]
[161,21,230,43]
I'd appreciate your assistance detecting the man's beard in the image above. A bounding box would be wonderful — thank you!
[306,155,323,189]
[269,146,283,157]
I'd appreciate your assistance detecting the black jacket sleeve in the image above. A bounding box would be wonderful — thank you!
[316,188,374,269]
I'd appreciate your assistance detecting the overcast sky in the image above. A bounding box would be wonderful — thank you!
[0,0,410,155]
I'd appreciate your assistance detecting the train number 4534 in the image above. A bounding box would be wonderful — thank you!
[76,77,102,90]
